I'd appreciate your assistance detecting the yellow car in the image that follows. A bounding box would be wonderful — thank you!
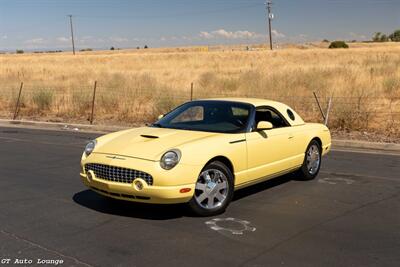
[80,98,331,216]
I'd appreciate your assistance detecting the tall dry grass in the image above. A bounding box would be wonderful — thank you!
[0,43,399,135]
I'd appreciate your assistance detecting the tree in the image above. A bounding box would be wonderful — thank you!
[110,46,115,50]
[380,34,389,42]
[373,32,382,42]
[144,45,148,49]
[329,41,349,49]
[16,49,24,54]
[389,29,400,42]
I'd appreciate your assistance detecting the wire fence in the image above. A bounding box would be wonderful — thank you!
[1,82,399,134]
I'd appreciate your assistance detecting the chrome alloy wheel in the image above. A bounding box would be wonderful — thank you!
[306,144,321,175]
[194,169,228,210]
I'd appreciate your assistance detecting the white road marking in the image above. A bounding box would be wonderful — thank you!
[320,171,400,183]
[318,177,355,185]
[205,217,256,235]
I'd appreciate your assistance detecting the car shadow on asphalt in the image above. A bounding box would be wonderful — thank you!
[73,190,189,220]
[73,173,295,220]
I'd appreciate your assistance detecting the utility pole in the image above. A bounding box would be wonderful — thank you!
[266,1,273,50]
[68,15,76,55]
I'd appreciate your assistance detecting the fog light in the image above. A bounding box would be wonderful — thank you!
[87,170,94,180]
[134,180,144,191]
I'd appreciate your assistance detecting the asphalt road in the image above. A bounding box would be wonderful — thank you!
[0,126,399,267]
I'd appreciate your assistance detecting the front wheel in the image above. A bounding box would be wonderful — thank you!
[188,161,234,216]
[296,140,322,180]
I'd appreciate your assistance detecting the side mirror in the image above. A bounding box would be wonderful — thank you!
[157,114,164,120]
[256,121,273,131]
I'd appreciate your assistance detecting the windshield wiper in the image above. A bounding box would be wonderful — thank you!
[151,123,163,128]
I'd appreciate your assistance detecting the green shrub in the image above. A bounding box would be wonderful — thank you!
[16,49,24,54]
[329,41,349,49]
[32,89,54,110]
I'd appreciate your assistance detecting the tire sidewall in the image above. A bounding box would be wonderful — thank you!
[188,161,234,216]
[300,140,322,180]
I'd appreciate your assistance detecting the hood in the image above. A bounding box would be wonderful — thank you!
[94,127,217,161]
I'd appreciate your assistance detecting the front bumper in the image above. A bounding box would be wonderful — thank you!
[80,173,195,204]
[80,152,200,204]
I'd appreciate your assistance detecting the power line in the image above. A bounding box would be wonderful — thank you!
[74,3,263,20]
[68,15,76,55]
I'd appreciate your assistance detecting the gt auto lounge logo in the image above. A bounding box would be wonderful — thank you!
[1,258,64,265]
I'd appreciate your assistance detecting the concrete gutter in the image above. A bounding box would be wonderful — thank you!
[332,139,400,153]
[1,119,399,153]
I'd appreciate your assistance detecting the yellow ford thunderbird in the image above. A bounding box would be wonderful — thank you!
[80,98,331,216]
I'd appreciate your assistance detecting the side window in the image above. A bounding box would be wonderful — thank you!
[287,109,295,120]
[255,107,289,129]
[171,106,203,123]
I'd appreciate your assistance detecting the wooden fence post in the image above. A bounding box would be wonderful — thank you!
[90,81,97,124]
[12,82,24,120]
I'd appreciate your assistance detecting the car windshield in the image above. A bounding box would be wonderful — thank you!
[152,100,253,133]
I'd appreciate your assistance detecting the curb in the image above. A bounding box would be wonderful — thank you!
[1,119,399,152]
[0,119,131,134]
[332,139,400,153]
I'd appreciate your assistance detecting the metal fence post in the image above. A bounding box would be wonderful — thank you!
[324,96,333,126]
[90,81,97,124]
[12,82,24,120]
[313,91,326,122]
[190,82,194,101]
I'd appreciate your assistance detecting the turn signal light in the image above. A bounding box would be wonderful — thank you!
[179,188,191,193]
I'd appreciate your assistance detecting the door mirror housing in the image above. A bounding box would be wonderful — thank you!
[158,114,164,120]
[256,121,273,131]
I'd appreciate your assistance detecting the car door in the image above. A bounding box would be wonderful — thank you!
[242,107,298,185]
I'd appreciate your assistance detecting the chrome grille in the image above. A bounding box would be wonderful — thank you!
[84,163,153,185]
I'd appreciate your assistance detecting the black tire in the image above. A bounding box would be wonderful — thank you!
[188,161,234,216]
[296,140,322,181]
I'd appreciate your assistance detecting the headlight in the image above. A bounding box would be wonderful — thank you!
[84,140,97,156]
[160,149,181,170]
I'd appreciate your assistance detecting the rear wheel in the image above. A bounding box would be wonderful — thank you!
[188,161,234,216]
[297,140,322,180]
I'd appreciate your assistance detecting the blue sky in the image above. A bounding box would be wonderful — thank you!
[0,0,399,51]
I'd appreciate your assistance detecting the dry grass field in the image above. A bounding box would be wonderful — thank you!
[1,42,399,136]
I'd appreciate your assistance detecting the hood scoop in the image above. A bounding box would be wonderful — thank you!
[140,134,159,139]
